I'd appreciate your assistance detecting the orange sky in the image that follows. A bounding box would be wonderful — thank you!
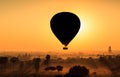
[0,0,120,53]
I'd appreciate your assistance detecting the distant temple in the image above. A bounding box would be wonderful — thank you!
[108,46,112,53]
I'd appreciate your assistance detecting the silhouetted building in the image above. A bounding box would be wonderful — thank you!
[108,46,112,53]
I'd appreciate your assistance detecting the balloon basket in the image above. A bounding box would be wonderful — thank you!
[63,47,68,50]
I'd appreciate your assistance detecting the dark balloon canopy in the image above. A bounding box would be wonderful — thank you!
[50,12,81,50]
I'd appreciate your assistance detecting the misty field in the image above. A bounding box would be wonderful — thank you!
[0,53,120,77]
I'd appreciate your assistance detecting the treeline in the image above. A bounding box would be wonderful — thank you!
[0,54,120,77]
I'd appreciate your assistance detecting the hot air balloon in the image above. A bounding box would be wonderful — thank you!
[50,12,81,50]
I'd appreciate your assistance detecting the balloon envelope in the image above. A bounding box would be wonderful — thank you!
[50,12,81,49]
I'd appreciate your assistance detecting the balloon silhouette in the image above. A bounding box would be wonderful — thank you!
[50,12,81,50]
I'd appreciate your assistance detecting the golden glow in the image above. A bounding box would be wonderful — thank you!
[0,0,120,53]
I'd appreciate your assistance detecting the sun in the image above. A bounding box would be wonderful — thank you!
[78,18,87,36]
[80,21,85,33]
[73,14,93,42]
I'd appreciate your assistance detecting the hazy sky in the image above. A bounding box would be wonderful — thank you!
[0,0,120,53]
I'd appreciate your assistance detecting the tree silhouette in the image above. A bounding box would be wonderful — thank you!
[43,54,51,66]
[56,65,63,72]
[46,54,50,60]
[44,66,56,71]
[99,55,120,76]
[64,65,89,77]
[33,57,41,72]
[10,57,19,64]
[0,57,8,71]
[10,57,19,71]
